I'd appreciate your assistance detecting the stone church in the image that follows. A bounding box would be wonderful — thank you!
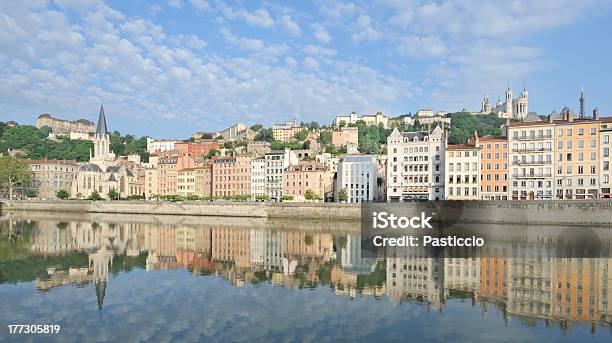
[71,105,143,199]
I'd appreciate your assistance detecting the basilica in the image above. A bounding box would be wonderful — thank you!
[71,105,143,199]
[478,85,529,119]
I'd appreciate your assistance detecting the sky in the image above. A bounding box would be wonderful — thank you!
[1,0,612,139]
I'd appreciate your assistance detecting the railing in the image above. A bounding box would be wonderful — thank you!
[511,161,552,166]
[512,135,553,141]
[511,148,552,153]
[511,174,553,178]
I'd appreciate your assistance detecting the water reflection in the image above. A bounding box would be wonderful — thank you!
[0,212,611,338]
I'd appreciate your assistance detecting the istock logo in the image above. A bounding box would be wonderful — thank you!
[372,211,433,229]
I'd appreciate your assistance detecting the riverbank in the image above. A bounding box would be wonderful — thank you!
[2,199,612,225]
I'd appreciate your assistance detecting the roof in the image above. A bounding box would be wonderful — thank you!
[108,173,117,182]
[341,155,376,163]
[478,136,507,141]
[27,159,78,165]
[80,163,103,172]
[96,104,108,135]
[447,144,479,150]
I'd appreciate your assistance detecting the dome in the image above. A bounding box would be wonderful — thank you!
[80,163,102,172]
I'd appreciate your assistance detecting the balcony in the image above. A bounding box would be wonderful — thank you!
[511,160,552,166]
[511,147,552,153]
[511,174,553,179]
[513,135,552,141]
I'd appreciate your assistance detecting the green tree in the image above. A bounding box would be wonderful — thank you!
[254,128,274,142]
[206,148,219,159]
[255,194,271,201]
[280,195,294,201]
[294,129,309,141]
[107,188,119,200]
[56,189,70,200]
[88,190,102,201]
[304,189,322,201]
[250,124,263,131]
[0,156,32,199]
[338,188,348,203]
[304,234,314,246]
[317,130,332,145]
[26,189,37,199]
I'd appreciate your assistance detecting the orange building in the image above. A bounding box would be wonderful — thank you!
[212,155,251,197]
[551,258,602,322]
[476,136,509,200]
[194,162,213,197]
[157,153,195,196]
[331,126,358,148]
[176,139,220,160]
[283,163,331,200]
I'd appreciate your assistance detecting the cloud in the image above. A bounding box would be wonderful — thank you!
[311,23,332,44]
[188,0,209,12]
[397,35,447,58]
[219,4,275,28]
[168,0,182,9]
[279,15,301,37]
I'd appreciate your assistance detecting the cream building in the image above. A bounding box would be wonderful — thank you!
[334,111,389,128]
[28,160,78,199]
[444,143,481,200]
[386,126,446,201]
[265,149,298,200]
[177,168,196,197]
[272,120,303,142]
[36,113,94,134]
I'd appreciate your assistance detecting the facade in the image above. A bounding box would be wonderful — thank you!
[251,157,266,200]
[177,168,196,197]
[212,155,252,197]
[175,139,220,160]
[247,141,271,156]
[336,155,378,203]
[476,136,509,200]
[444,144,482,200]
[36,113,94,134]
[144,167,158,199]
[386,126,446,201]
[553,116,600,199]
[508,121,555,200]
[601,117,612,197]
[219,123,247,141]
[272,120,302,142]
[479,86,529,119]
[331,126,358,148]
[194,163,213,197]
[282,163,330,201]
[265,149,298,200]
[146,138,179,154]
[28,160,78,199]
[157,156,178,196]
[334,112,389,128]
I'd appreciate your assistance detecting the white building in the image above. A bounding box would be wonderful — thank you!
[601,117,612,198]
[334,111,389,128]
[386,126,446,201]
[478,86,529,119]
[146,138,178,154]
[251,157,266,200]
[265,149,298,200]
[336,155,378,203]
[444,144,482,200]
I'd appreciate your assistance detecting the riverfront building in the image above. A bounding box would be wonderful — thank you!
[265,149,298,200]
[282,163,330,201]
[336,155,378,203]
[251,157,266,200]
[475,135,509,200]
[212,155,252,197]
[444,143,482,200]
[600,116,612,198]
[386,126,446,201]
[27,159,78,199]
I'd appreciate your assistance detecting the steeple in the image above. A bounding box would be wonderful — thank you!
[96,102,108,136]
[579,85,585,117]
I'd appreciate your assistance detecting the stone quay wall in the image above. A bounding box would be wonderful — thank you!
[1,200,612,225]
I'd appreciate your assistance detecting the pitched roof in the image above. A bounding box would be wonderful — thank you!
[96,104,108,135]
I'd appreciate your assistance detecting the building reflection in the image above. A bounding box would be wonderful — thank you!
[0,215,610,331]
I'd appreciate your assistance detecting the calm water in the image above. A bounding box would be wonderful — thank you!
[0,212,611,343]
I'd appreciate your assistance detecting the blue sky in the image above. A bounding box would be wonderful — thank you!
[1,0,611,139]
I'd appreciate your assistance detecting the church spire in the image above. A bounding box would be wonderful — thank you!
[96,101,108,136]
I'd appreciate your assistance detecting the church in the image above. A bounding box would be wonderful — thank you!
[71,105,143,199]
[479,85,529,119]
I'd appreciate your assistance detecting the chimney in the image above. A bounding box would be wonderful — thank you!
[593,107,600,120]
[548,115,553,124]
